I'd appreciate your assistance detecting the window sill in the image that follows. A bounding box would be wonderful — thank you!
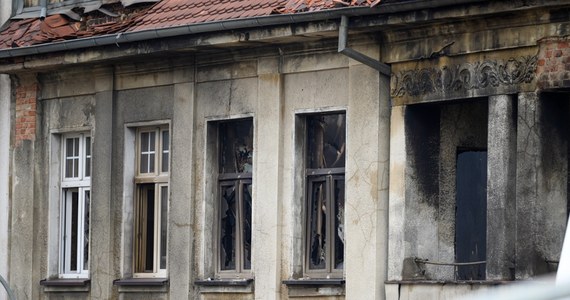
[385,280,510,285]
[113,278,169,293]
[195,278,254,294]
[282,278,345,286]
[40,278,90,293]
[283,279,345,298]
[195,278,253,286]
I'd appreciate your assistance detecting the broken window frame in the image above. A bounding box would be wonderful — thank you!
[59,132,91,279]
[133,126,169,278]
[303,112,346,279]
[215,118,254,278]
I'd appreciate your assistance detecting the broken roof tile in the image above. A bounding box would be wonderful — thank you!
[0,0,386,50]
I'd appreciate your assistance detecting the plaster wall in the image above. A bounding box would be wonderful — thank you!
[9,42,389,300]
[390,100,488,281]
[516,92,569,279]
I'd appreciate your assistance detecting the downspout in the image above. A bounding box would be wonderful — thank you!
[39,0,47,20]
[338,15,391,76]
[0,274,16,300]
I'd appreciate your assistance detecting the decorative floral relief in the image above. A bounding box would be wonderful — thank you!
[391,55,538,98]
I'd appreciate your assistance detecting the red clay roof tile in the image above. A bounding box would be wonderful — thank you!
[0,0,384,50]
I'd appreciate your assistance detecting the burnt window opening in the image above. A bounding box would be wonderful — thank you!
[217,119,253,276]
[305,113,346,278]
[455,149,487,280]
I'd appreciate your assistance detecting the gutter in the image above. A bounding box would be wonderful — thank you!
[0,0,487,59]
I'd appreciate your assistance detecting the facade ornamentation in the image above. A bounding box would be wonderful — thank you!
[391,55,538,98]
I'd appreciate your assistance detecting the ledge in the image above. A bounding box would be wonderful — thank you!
[40,278,90,286]
[40,278,90,293]
[114,278,169,293]
[385,280,511,285]
[113,278,169,286]
[195,278,253,286]
[283,279,345,297]
[282,279,345,286]
[195,278,254,294]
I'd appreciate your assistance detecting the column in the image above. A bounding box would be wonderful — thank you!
[253,57,283,300]
[487,95,517,280]
[90,68,115,300]
[345,43,389,300]
[168,77,195,299]
[387,105,406,283]
[10,74,38,300]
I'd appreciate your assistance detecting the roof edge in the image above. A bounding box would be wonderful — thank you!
[0,0,486,59]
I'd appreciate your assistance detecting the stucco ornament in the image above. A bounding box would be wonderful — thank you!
[391,55,538,98]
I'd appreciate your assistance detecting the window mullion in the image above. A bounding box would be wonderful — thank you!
[77,187,85,274]
[63,191,71,274]
[326,175,333,274]
[154,184,160,274]
[154,129,160,176]
[236,180,243,273]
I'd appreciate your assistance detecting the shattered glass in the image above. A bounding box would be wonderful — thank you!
[308,179,327,270]
[307,114,346,169]
[220,184,237,270]
[220,120,253,174]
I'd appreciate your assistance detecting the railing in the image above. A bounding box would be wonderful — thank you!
[0,274,16,300]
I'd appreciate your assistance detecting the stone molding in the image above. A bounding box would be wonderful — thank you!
[391,55,538,98]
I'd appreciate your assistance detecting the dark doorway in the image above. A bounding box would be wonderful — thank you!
[455,149,487,280]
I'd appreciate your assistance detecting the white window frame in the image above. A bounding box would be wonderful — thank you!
[59,132,91,279]
[133,126,169,278]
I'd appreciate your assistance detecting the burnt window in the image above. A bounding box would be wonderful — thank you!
[217,119,253,276]
[455,149,487,280]
[305,113,345,278]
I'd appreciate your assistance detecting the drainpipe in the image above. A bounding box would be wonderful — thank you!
[0,274,16,300]
[39,0,47,20]
[338,15,391,76]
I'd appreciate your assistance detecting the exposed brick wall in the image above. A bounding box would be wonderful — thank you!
[14,76,38,145]
[537,37,570,90]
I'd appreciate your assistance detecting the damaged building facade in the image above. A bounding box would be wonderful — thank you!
[0,0,569,299]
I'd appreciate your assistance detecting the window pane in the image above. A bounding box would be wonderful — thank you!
[307,114,346,169]
[85,137,91,178]
[308,179,327,270]
[160,186,168,270]
[220,183,237,270]
[139,132,156,174]
[242,183,252,270]
[135,184,155,273]
[162,130,169,173]
[149,154,155,174]
[333,178,345,270]
[70,190,79,272]
[83,190,90,271]
[219,120,253,174]
[140,154,149,174]
[141,132,150,152]
[145,187,155,272]
[65,137,80,178]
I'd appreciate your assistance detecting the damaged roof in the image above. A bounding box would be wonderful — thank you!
[0,0,385,50]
